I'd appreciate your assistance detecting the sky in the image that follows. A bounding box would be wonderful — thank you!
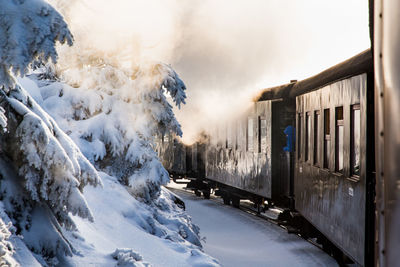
[54,0,371,144]
[170,0,370,143]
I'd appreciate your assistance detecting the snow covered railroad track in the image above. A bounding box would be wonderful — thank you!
[166,183,338,267]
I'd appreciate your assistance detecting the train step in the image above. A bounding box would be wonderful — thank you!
[285,225,301,234]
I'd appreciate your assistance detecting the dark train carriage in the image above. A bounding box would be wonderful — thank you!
[294,50,374,266]
[156,132,187,177]
[160,48,376,266]
[156,131,207,186]
[205,87,295,203]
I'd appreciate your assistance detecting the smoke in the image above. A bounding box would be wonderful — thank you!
[51,0,183,69]
[52,0,370,144]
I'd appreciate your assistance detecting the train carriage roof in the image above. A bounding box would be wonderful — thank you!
[256,48,372,101]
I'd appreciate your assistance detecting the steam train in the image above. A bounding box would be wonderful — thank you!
[157,1,400,265]
[158,49,373,266]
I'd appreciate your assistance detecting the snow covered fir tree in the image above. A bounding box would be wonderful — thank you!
[0,0,219,266]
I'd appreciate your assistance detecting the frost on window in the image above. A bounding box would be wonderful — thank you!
[305,112,311,162]
[351,105,361,176]
[227,123,233,149]
[259,117,267,153]
[298,113,302,159]
[247,117,254,152]
[314,111,320,166]
[335,107,344,173]
[323,109,330,169]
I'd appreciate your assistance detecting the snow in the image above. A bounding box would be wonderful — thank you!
[60,172,219,267]
[168,184,338,267]
[0,0,72,91]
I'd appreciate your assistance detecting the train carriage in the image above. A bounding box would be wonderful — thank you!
[294,50,375,266]
[158,49,375,265]
[155,1,400,264]
[205,91,295,205]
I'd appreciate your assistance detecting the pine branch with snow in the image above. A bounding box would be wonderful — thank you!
[0,218,18,266]
[8,88,101,220]
[31,60,186,201]
[0,85,101,259]
[0,0,73,92]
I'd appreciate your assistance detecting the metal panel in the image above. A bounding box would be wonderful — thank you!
[374,1,400,266]
[295,74,368,265]
[205,101,272,198]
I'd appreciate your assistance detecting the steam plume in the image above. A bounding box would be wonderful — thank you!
[52,0,370,144]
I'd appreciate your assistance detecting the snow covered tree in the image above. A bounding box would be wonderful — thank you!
[0,0,73,91]
[0,0,101,262]
[31,58,186,201]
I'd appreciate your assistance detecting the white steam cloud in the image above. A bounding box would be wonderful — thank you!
[52,0,370,144]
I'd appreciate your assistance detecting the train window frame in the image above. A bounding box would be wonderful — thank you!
[323,109,330,169]
[335,106,344,173]
[258,116,267,153]
[226,123,233,149]
[314,110,320,167]
[350,104,361,178]
[234,121,239,150]
[247,117,254,152]
[305,112,311,162]
[297,113,303,160]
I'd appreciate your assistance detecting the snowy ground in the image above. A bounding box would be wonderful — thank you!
[168,183,338,267]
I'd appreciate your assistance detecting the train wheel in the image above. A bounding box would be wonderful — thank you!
[203,190,210,199]
[222,196,230,205]
[231,196,240,208]
[257,204,263,214]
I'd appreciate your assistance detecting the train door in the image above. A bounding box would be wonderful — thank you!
[271,99,296,204]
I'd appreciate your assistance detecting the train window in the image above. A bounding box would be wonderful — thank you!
[297,113,302,159]
[323,109,330,169]
[314,110,320,166]
[247,117,254,152]
[305,112,311,162]
[227,123,233,149]
[258,116,267,153]
[217,125,225,147]
[237,121,243,150]
[351,104,361,176]
[335,107,344,173]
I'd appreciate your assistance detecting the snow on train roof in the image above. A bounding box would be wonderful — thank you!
[256,48,372,102]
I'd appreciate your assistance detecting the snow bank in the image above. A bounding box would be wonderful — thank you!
[112,248,151,267]
[61,172,219,267]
